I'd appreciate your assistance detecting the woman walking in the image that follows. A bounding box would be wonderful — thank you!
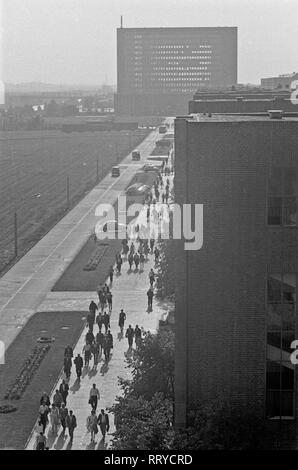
[118,309,126,335]
[86,409,98,443]
[50,404,60,436]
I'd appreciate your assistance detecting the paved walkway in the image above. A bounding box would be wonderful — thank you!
[25,245,172,450]
[0,127,162,351]
[25,162,175,450]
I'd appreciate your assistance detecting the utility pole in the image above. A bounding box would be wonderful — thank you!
[14,212,18,258]
[96,158,99,182]
[67,176,70,208]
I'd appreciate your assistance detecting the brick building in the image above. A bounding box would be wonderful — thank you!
[174,111,298,448]
[189,96,297,114]
[115,27,237,115]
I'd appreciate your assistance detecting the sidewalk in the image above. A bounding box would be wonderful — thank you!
[25,228,170,450]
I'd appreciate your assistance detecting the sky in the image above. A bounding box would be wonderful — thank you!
[1,0,298,86]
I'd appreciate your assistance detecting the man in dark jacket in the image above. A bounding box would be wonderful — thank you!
[59,403,68,433]
[64,345,73,360]
[147,288,154,310]
[74,354,83,380]
[97,409,110,439]
[135,325,142,348]
[66,410,77,441]
[125,325,134,348]
[59,379,69,405]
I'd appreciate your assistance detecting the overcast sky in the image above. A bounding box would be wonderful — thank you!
[1,0,298,86]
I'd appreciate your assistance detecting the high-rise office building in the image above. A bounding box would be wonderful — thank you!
[174,111,298,448]
[115,27,237,115]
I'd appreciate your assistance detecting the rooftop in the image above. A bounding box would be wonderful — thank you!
[178,112,298,123]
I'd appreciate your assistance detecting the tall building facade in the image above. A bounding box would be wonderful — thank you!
[115,27,237,115]
[174,112,298,448]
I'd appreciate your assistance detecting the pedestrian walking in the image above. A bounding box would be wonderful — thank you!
[144,242,149,260]
[134,252,140,270]
[96,330,104,356]
[147,287,154,310]
[83,342,92,367]
[50,404,60,435]
[123,243,129,257]
[149,268,156,287]
[89,384,100,411]
[91,341,99,367]
[40,392,50,407]
[74,353,83,380]
[86,311,95,332]
[64,345,73,360]
[109,266,114,284]
[99,291,106,312]
[53,389,63,409]
[87,409,98,443]
[103,283,109,294]
[59,403,68,434]
[35,432,47,450]
[89,300,98,315]
[102,311,110,333]
[139,252,145,270]
[96,312,103,332]
[128,252,134,270]
[116,255,122,273]
[154,246,160,264]
[135,325,142,348]
[97,409,110,439]
[39,403,49,433]
[150,238,155,253]
[118,309,126,334]
[103,330,113,362]
[125,325,134,349]
[66,410,77,442]
[107,291,113,313]
[59,379,69,405]
[85,328,95,345]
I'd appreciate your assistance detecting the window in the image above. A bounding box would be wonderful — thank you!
[268,167,297,226]
[266,273,296,419]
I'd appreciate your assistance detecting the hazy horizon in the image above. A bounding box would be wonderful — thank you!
[2,0,298,86]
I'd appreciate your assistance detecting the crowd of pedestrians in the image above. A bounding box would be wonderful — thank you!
[33,156,173,450]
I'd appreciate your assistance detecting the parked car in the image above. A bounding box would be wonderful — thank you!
[142,164,161,173]
[132,151,141,161]
[111,166,120,177]
[159,125,167,134]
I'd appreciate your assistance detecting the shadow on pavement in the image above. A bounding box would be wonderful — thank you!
[53,431,67,450]
[70,378,81,393]
[66,439,73,450]
[97,437,108,450]
[100,362,109,376]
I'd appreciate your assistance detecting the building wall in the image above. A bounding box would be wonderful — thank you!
[116,27,237,115]
[174,117,298,447]
[189,98,297,114]
[117,27,237,95]
[114,92,192,116]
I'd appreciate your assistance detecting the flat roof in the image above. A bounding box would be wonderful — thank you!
[179,113,298,123]
[118,27,237,31]
[191,99,286,103]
